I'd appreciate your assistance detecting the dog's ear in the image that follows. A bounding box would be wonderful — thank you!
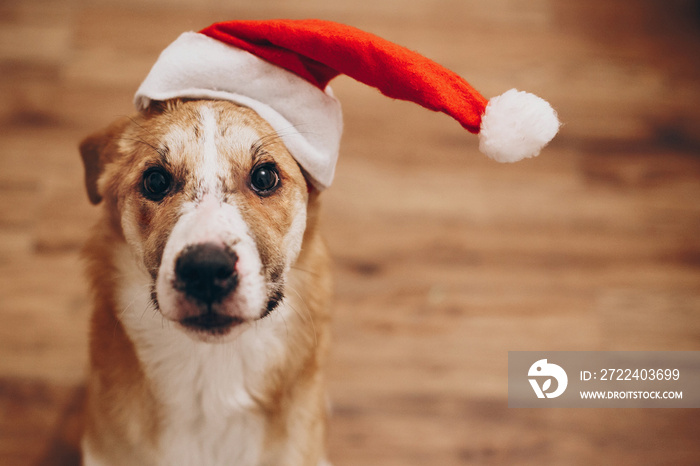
[79,117,131,205]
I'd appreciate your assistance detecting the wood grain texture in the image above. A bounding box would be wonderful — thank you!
[1,0,699,464]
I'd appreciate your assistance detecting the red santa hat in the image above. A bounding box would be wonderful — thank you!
[135,19,560,190]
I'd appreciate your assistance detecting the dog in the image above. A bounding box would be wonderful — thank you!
[79,99,333,465]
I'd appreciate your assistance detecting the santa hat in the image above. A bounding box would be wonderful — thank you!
[135,19,560,190]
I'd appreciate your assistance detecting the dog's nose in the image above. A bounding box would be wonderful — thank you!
[174,243,238,304]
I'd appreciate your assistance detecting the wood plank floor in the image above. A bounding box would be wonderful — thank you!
[1,0,699,464]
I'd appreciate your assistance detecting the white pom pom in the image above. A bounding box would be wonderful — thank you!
[478,88,560,163]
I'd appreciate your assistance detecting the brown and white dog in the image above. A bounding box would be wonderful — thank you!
[79,99,332,465]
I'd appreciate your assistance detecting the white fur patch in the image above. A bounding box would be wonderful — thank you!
[199,105,223,194]
[282,189,308,273]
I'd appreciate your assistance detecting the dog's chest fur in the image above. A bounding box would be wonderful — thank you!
[111,244,288,465]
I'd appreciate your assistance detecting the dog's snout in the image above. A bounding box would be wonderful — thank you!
[174,243,239,304]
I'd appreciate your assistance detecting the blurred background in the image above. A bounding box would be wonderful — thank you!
[1,0,699,465]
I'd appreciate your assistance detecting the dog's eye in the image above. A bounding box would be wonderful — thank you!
[142,167,172,201]
[250,164,280,195]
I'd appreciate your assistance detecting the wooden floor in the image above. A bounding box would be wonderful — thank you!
[1,0,699,464]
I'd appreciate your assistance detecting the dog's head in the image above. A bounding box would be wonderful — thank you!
[80,100,311,342]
